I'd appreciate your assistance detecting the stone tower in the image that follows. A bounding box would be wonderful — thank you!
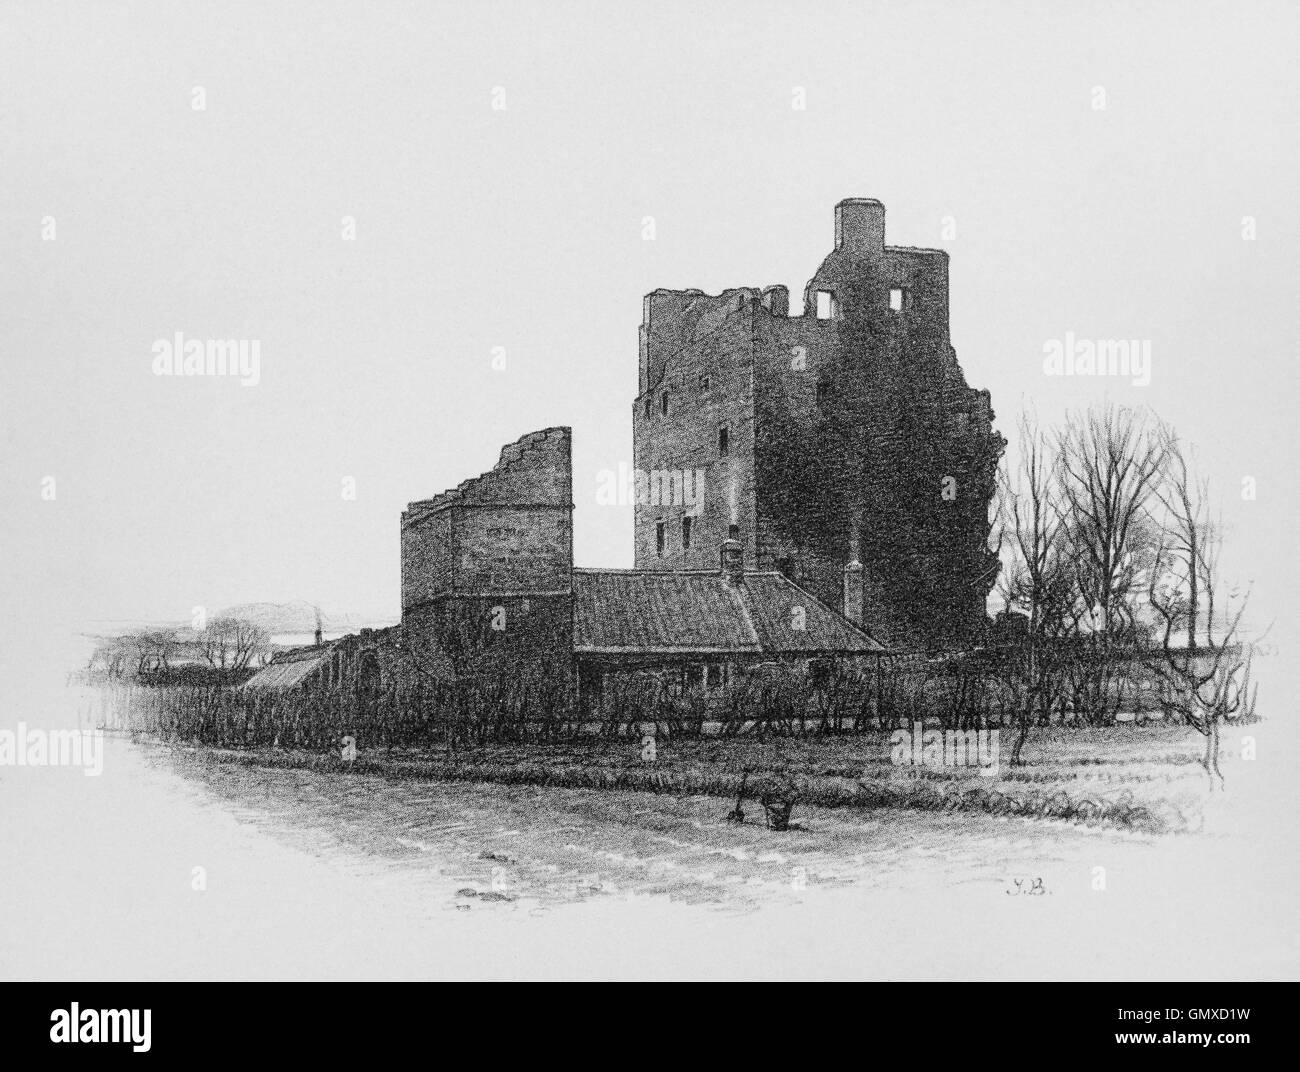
[400,427,575,678]
[632,200,1003,649]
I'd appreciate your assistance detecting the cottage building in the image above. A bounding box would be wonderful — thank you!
[572,555,882,705]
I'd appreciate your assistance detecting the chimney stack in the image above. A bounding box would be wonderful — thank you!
[843,559,864,625]
[720,538,745,583]
[834,198,886,255]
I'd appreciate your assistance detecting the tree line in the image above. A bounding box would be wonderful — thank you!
[993,401,1260,783]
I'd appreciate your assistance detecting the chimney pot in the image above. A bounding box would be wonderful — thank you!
[720,538,744,582]
[843,559,865,625]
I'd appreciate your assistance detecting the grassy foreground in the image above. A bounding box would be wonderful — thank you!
[134,723,1252,835]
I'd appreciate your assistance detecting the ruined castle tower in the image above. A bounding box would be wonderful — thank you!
[633,199,1004,649]
[400,427,575,679]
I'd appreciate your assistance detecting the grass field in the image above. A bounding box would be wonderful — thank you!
[144,720,1255,836]
[4,717,1285,977]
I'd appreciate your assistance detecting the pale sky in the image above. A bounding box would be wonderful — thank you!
[2,1,1296,675]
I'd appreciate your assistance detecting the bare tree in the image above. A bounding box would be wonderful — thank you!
[87,636,128,679]
[996,412,1073,763]
[137,630,177,673]
[1146,430,1254,789]
[202,617,269,672]
[1057,403,1167,722]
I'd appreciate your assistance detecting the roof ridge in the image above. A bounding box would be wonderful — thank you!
[572,566,785,577]
[726,575,764,649]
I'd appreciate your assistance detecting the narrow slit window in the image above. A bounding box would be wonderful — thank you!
[660,392,669,416]
[728,523,740,541]
[681,515,692,551]
[816,290,835,320]
[718,424,729,457]
[655,520,666,557]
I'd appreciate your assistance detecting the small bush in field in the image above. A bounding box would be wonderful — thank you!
[754,772,801,831]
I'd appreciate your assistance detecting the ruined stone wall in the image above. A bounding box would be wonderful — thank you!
[632,289,758,570]
[750,298,843,606]
[400,427,575,680]
[635,201,1003,649]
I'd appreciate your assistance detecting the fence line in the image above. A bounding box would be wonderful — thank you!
[79,646,1208,752]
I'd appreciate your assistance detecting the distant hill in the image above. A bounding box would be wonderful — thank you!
[214,600,382,635]
[83,602,397,643]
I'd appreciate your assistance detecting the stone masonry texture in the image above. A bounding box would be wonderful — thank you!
[632,200,1004,650]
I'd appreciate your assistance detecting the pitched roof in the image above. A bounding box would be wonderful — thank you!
[734,572,883,653]
[571,569,883,656]
[241,649,330,690]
